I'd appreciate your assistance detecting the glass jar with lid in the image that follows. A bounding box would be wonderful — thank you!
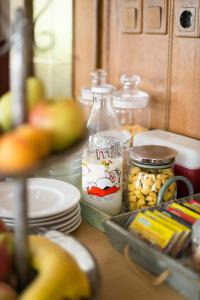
[80,69,116,122]
[113,74,151,143]
[127,145,177,211]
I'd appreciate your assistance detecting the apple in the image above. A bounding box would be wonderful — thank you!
[14,124,53,158]
[0,77,45,132]
[0,233,14,282]
[0,92,11,132]
[27,77,45,111]
[29,98,85,152]
[0,282,17,300]
[0,133,40,174]
[0,219,8,233]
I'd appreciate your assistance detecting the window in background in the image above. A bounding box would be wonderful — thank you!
[33,0,73,98]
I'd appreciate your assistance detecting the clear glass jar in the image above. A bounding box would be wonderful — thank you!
[113,74,151,143]
[80,69,116,122]
[82,86,123,216]
[127,145,177,211]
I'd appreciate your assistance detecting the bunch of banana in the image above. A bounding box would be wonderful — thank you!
[20,236,91,300]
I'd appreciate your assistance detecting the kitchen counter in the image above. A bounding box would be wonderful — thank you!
[73,221,185,300]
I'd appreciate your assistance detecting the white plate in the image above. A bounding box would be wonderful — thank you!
[58,217,82,234]
[0,178,80,218]
[6,209,81,228]
[3,203,81,223]
[28,205,81,224]
[52,215,82,230]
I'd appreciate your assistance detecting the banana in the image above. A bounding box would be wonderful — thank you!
[19,235,91,300]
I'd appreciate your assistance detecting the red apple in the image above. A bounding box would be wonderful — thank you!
[29,99,85,152]
[0,233,14,281]
[0,282,17,300]
[0,219,8,233]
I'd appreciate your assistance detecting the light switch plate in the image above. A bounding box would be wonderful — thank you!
[143,0,167,34]
[121,0,142,33]
[175,0,200,37]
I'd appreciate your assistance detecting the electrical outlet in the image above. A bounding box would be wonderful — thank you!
[175,0,200,37]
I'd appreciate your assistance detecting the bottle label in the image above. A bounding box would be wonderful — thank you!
[82,158,123,199]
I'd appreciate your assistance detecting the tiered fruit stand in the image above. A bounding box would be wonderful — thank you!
[10,7,31,289]
[8,6,92,294]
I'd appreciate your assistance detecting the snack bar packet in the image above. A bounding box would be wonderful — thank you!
[129,212,176,253]
[153,210,191,256]
[166,203,200,224]
[159,209,192,228]
[144,210,188,257]
[183,199,200,214]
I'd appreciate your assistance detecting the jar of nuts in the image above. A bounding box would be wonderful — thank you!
[127,145,177,211]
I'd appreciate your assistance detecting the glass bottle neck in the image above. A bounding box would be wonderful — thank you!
[90,69,107,86]
[87,93,120,134]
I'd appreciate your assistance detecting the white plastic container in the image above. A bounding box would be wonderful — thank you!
[134,129,200,197]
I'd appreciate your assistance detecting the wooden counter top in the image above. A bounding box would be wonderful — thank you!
[73,221,185,300]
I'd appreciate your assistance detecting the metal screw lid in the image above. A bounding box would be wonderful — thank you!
[129,145,177,166]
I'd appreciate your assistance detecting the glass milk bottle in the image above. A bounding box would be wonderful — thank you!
[82,86,123,216]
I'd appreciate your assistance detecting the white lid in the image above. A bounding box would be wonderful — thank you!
[113,74,150,109]
[134,129,200,170]
[92,85,114,94]
[80,84,116,103]
[113,90,149,109]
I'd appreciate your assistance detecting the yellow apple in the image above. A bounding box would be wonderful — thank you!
[0,77,45,132]
[0,92,11,131]
[27,77,45,111]
[29,98,85,152]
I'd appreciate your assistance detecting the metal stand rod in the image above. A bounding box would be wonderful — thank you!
[9,8,30,290]
[13,177,29,290]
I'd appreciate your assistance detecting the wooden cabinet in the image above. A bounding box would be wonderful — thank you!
[74,0,200,140]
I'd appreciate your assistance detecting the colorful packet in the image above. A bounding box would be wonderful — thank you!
[183,199,200,213]
[153,210,190,232]
[144,210,185,256]
[168,203,200,220]
[129,212,176,251]
[159,209,192,228]
[166,207,196,224]
[153,210,191,255]
[165,203,200,224]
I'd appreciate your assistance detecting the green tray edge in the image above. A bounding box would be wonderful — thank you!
[80,200,111,232]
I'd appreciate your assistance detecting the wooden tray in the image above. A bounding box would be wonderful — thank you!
[80,175,194,232]
[80,200,111,232]
[104,193,200,300]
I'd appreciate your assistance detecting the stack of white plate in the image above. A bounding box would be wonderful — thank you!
[0,178,82,234]
[35,151,82,191]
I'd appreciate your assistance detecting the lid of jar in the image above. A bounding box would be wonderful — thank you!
[113,74,150,109]
[129,145,177,166]
[92,85,114,94]
[113,91,149,109]
[80,84,116,102]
